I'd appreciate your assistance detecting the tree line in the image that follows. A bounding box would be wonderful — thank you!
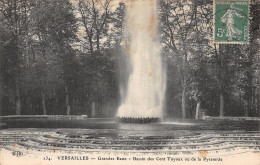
[0,0,259,119]
[159,0,260,118]
[0,0,125,117]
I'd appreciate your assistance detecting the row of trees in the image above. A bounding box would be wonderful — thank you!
[159,0,260,118]
[0,0,126,117]
[0,0,259,118]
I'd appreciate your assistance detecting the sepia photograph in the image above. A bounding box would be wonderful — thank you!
[0,0,259,164]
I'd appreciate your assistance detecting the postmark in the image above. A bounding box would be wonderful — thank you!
[213,0,250,44]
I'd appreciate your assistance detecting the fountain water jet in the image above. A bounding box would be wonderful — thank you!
[117,0,165,121]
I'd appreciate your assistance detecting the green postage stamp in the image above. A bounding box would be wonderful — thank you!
[213,0,250,44]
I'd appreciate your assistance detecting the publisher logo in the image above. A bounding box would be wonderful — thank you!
[12,151,23,157]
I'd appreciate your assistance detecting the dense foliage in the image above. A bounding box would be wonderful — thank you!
[0,0,259,118]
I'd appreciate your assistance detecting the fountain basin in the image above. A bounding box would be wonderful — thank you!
[0,115,259,131]
[115,117,160,124]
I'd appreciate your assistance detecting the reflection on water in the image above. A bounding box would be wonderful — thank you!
[0,120,259,155]
[1,128,260,155]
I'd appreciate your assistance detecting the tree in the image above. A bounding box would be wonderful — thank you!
[110,2,126,46]
[159,0,260,119]
[0,0,35,115]
[30,0,78,115]
[77,0,112,53]
[159,0,213,118]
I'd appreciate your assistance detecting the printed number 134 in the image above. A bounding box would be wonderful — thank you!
[43,156,52,161]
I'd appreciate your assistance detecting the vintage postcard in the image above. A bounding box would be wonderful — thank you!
[0,0,259,164]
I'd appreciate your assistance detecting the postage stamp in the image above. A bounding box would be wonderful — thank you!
[213,0,250,44]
